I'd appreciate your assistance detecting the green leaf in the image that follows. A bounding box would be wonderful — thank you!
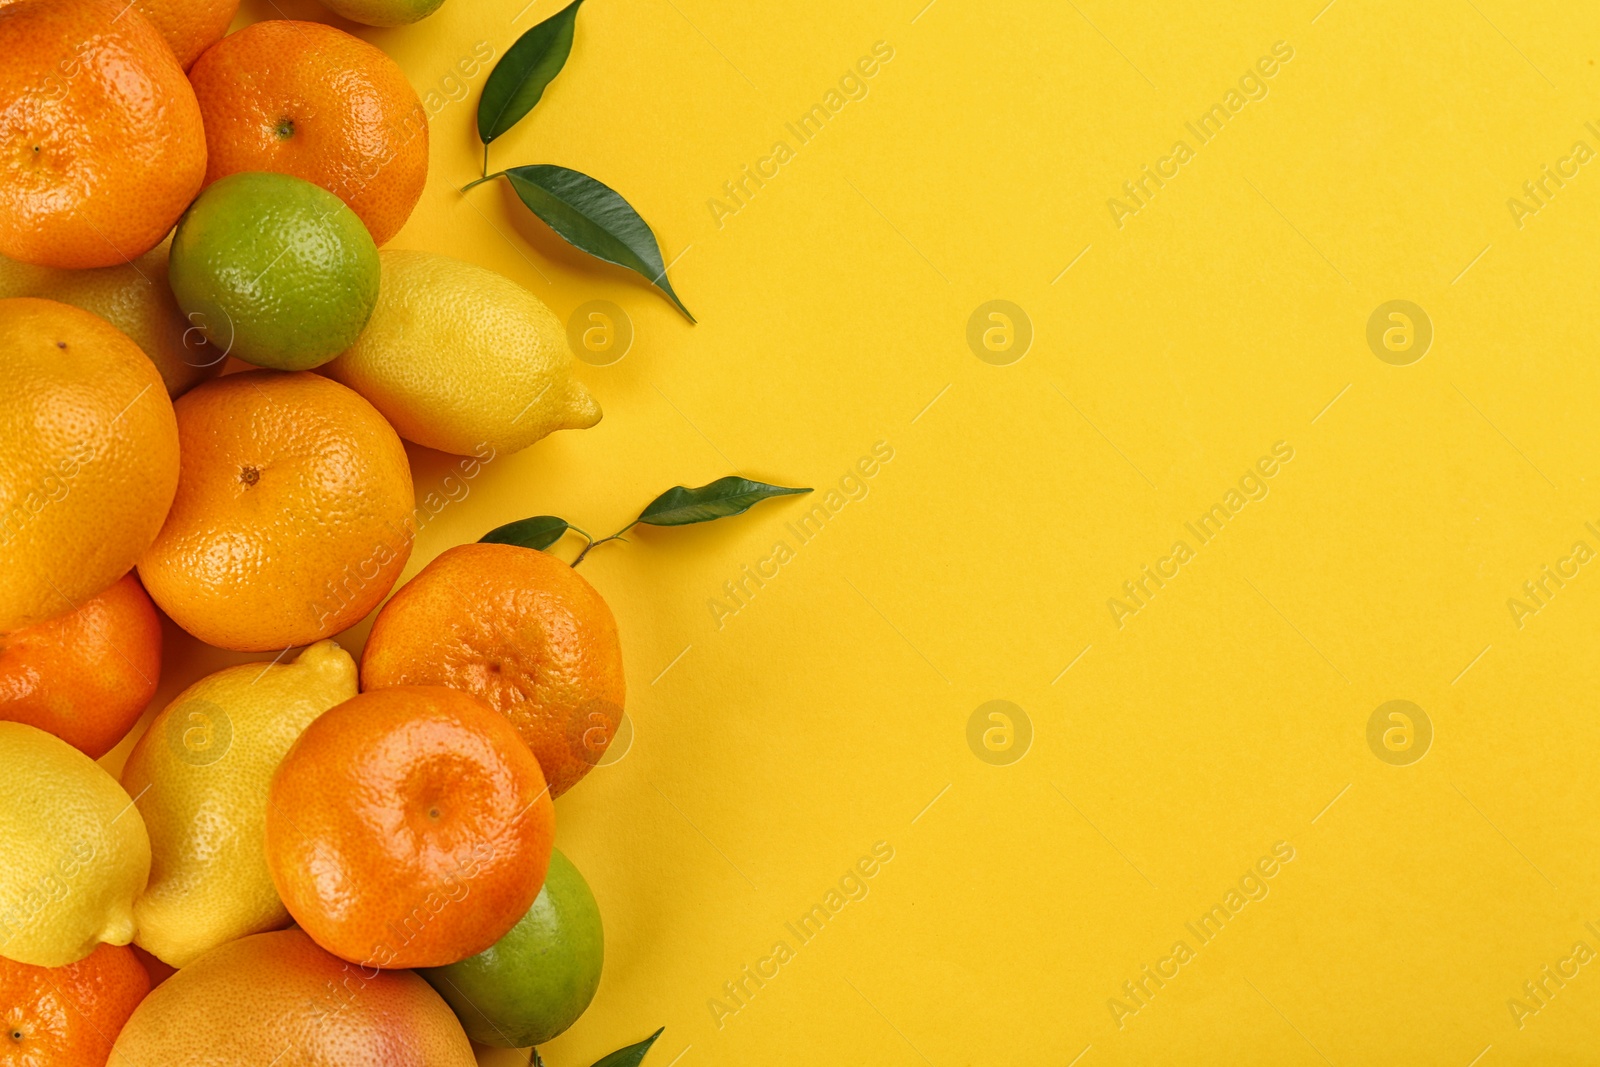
[478,0,584,145]
[503,165,694,322]
[588,1028,665,1067]
[480,515,570,550]
[636,477,812,527]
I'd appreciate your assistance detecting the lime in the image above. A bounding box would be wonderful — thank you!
[419,847,603,1047]
[314,0,446,27]
[168,172,379,371]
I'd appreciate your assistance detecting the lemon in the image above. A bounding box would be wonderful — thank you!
[121,640,358,967]
[321,249,601,457]
[0,241,221,397]
[0,722,151,967]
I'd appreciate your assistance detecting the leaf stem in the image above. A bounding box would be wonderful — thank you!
[570,522,636,568]
[528,1049,545,1067]
[568,535,613,568]
[483,142,490,180]
[461,170,505,193]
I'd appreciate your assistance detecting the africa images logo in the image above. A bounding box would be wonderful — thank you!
[1105,41,1295,230]
[706,842,895,1029]
[706,42,895,230]
[1107,842,1296,1030]
[1107,441,1295,628]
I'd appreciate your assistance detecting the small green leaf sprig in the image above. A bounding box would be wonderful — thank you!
[465,0,693,321]
[530,1026,664,1067]
[483,477,812,565]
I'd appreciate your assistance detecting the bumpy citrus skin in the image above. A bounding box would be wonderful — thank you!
[108,928,476,1067]
[137,371,414,652]
[0,723,152,968]
[0,0,207,269]
[0,298,180,633]
[362,543,626,798]
[0,244,223,397]
[122,641,358,968]
[265,686,556,969]
[420,847,603,1047]
[0,943,150,1067]
[323,250,602,456]
[189,21,428,245]
[168,172,380,371]
[0,573,162,759]
[124,0,239,69]
[3,0,244,69]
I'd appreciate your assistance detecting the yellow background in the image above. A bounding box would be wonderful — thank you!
[100,0,1600,1063]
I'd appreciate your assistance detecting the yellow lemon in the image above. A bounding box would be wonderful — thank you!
[121,640,357,967]
[0,722,151,967]
[0,241,222,398]
[321,249,601,457]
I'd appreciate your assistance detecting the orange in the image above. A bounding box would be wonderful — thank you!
[126,0,239,70]
[128,947,173,990]
[137,370,414,652]
[0,0,206,269]
[0,241,224,399]
[362,543,626,798]
[0,0,237,68]
[0,573,161,760]
[108,928,475,1066]
[188,21,428,246]
[0,299,180,633]
[265,686,555,969]
[0,943,150,1067]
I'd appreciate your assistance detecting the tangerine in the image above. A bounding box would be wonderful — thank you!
[361,542,626,798]
[0,298,180,633]
[0,573,161,759]
[265,686,555,969]
[0,943,150,1067]
[0,0,206,269]
[127,0,240,69]
[188,20,428,245]
[137,371,414,652]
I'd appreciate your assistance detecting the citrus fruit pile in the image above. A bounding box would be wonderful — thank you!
[0,0,633,1061]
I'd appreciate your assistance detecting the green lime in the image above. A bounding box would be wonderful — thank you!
[420,848,603,1047]
[314,0,446,26]
[168,172,379,371]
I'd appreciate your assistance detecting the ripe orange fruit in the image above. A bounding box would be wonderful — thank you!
[0,0,237,67]
[265,686,555,969]
[125,0,239,70]
[0,573,161,759]
[137,370,414,652]
[0,942,150,1067]
[0,240,223,399]
[108,928,475,1066]
[362,543,626,798]
[0,298,180,634]
[188,21,428,246]
[0,0,206,269]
